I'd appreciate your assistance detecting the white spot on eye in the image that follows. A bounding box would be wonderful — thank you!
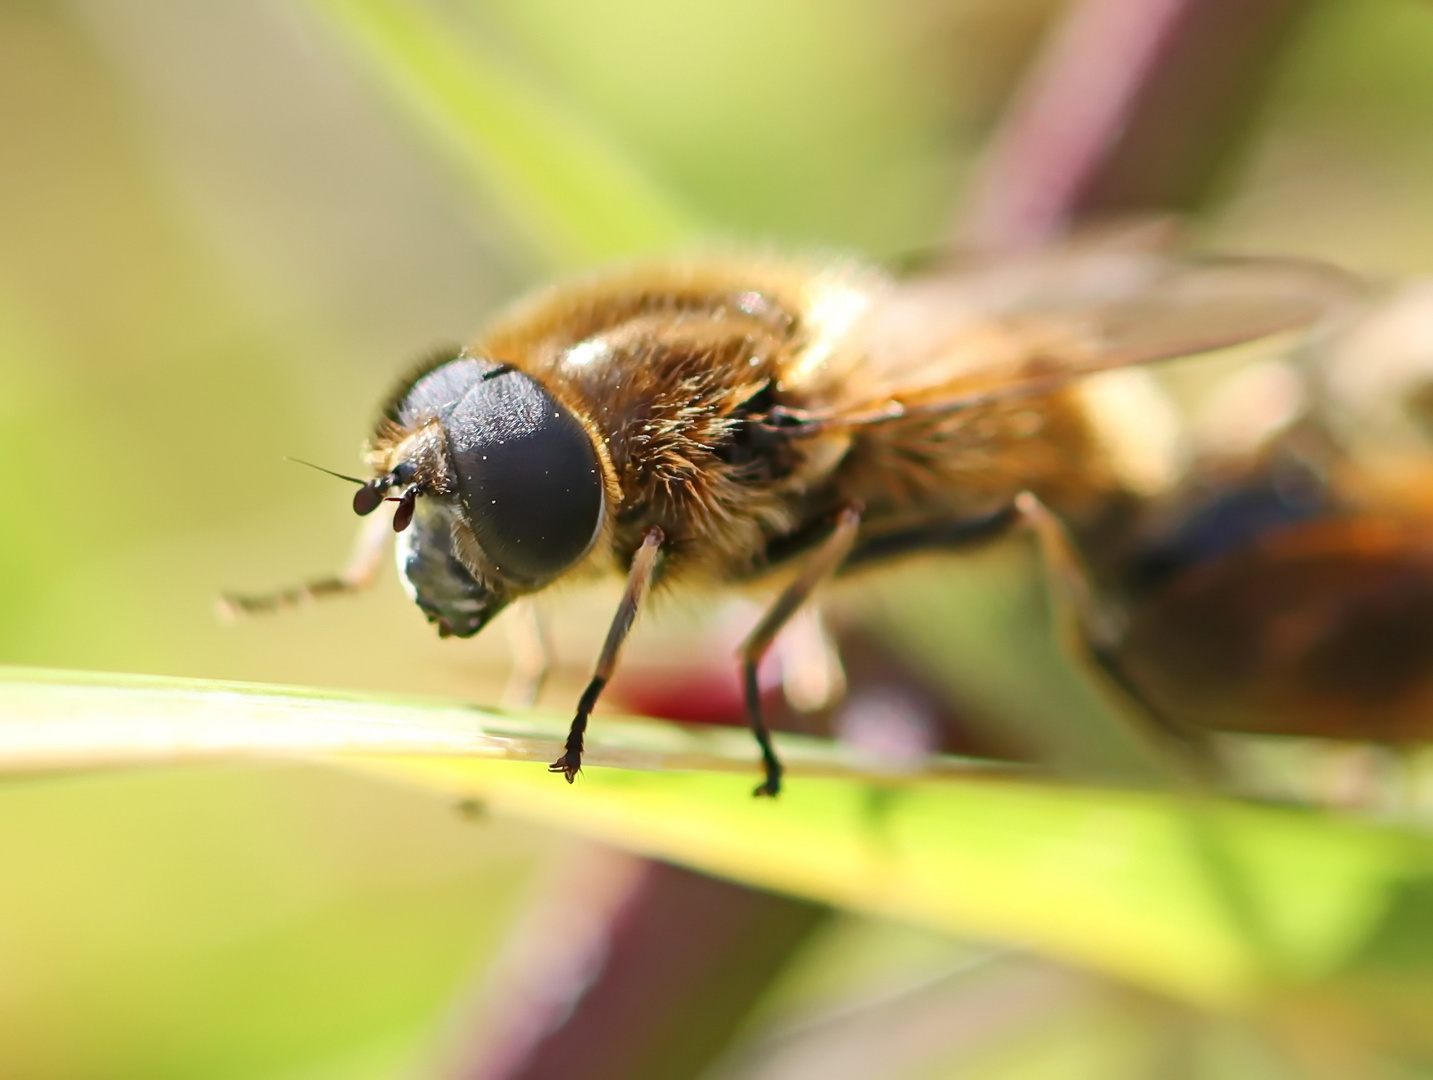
[564,339,609,367]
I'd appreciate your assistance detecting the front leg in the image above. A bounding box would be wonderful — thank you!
[549,527,665,783]
[218,509,394,620]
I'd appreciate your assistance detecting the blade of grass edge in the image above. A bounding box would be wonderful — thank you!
[0,665,967,777]
[302,0,706,268]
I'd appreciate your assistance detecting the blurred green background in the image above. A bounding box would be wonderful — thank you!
[5,0,1433,1076]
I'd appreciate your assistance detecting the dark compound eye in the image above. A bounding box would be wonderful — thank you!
[435,362,605,585]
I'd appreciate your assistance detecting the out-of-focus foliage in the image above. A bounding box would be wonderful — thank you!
[305,0,705,266]
[6,0,1433,1077]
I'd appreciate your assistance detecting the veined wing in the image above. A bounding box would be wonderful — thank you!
[800,250,1362,432]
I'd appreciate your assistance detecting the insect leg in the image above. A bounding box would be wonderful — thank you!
[549,526,665,783]
[779,604,846,714]
[741,506,862,797]
[503,597,553,708]
[217,509,394,619]
[1013,492,1208,782]
[1011,492,1123,654]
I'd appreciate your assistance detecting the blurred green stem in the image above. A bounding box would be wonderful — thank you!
[304,0,706,268]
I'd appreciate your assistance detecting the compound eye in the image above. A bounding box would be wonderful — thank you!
[444,367,604,585]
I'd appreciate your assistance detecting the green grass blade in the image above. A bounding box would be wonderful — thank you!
[303,0,705,266]
[4,665,1431,1009]
[0,666,975,776]
[364,756,1422,1008]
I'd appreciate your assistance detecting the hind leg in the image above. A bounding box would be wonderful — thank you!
[1013,492,1212,786]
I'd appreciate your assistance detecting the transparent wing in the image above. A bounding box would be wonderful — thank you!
[808,249,1362,430]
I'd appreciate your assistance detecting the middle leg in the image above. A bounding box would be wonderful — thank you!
[741,506,862,796]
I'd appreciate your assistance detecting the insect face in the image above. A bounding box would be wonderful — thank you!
[373,355,606,637]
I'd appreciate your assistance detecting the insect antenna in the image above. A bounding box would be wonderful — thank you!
[283,457,394,517]
[284,456,369,486]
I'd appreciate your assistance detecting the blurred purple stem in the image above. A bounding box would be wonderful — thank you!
[962,0,1309,251]
[461,856,827,1080]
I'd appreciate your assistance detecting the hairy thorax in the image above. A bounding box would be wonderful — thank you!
[471,258,873,582]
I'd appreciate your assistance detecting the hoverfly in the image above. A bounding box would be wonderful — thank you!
[223,242,1360,795]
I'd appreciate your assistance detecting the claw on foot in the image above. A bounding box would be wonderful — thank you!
[548,752,581,783]
[752,773,782,798]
